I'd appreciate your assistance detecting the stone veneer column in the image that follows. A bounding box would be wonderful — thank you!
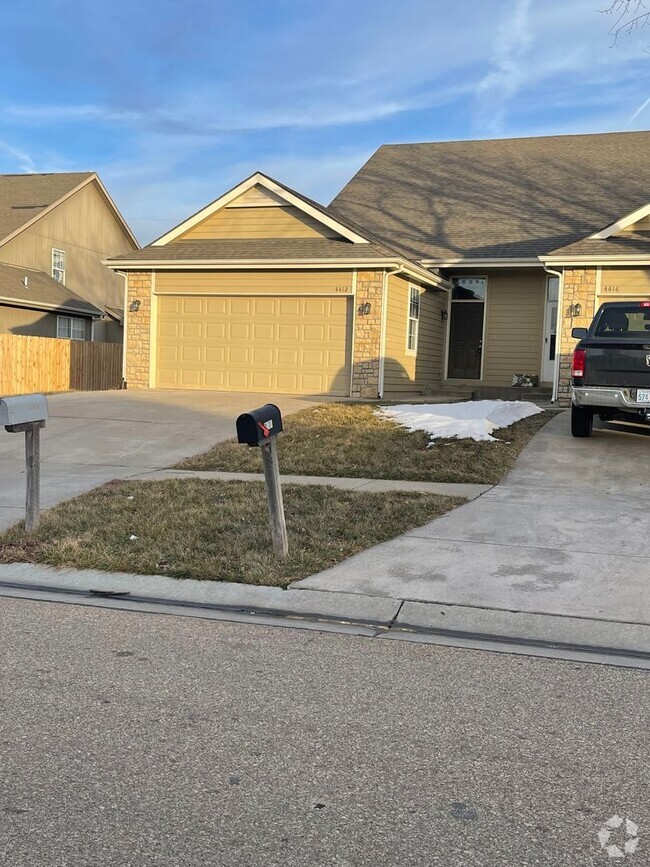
[557,267,598,405]
[351,270,385,399]
[125,271,153,389]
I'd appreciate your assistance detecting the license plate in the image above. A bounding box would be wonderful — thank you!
[637,389,650,403]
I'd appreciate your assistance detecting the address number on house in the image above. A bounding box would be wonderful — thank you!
[335,286,351,293]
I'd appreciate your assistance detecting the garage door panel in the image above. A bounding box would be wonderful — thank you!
[230,299,251,315]
[278,324,300,341]
[180,297,204,315]
[252,323,274,340]
[205,346,226,364]
[156,294,351,395]
[253,299,275,316]
[275,372,299,391]
[205,322,226,339]
[180,321,203,339]
[205,298,227,315]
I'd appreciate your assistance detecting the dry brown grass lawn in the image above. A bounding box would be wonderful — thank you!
[177,403,556,485]
[0,479,463,587]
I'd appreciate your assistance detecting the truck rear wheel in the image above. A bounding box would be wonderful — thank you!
[571,405,593,437]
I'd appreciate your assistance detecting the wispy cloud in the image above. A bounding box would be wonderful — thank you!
[474,0,533,135]
[629,95,650,122]
[0,138,36,173]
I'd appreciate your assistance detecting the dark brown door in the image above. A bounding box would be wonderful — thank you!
[447,302,484,379]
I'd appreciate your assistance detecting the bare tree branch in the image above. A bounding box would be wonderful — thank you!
[602,0,650,46]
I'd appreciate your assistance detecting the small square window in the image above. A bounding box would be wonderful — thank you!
[57,315,86,340]
[407,286,420,352]
[52,248,65,283]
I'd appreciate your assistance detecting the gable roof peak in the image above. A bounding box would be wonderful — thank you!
[151,172,370,246]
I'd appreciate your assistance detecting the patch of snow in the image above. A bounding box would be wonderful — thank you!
[377,400,543,443]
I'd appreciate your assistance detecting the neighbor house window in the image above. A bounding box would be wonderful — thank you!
[57,315,86,340]
[407,286,420,352]
[52,248,66,283]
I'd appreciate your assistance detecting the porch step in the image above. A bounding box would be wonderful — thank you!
[471,386,552,401]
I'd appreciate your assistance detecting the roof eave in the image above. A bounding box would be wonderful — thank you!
[0,295,102,318]
[104,256,449,290]
[421,257,543,268]
[541,255,650,266]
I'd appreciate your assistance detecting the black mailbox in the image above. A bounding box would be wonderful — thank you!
[236,403,283,447]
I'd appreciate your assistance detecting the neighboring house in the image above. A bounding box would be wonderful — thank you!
[107,131,650,403]
[0,172,138,344]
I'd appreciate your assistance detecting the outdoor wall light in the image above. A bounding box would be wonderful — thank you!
[440,308,449,321]
[358,302,372,316]
[570,302,582,318]
[129,299,141,313]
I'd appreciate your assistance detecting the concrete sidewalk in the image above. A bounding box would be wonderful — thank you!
[132,468,490,500]
[293,411,650,629]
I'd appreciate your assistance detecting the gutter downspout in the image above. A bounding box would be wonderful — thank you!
[116,270,128,387]
[378,265,402,398]
[543,265,564,404]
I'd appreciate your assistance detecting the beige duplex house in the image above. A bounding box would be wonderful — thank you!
[109,131,650,403]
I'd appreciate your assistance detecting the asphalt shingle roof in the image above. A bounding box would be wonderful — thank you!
[0,262,101,316]
[328,131,650,261]
[0,172,93,242]
[546,232,650,259]
[107,237,402,263]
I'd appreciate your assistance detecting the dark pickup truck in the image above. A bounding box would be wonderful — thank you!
[570,300,650,437]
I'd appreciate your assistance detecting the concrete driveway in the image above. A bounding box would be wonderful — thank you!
[295,412,650,628]
[0,389,317,530]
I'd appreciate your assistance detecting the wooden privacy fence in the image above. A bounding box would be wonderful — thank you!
[0,334,122,396]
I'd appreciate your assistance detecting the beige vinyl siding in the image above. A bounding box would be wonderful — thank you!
[383,274,446,395]
[599,267,650,304]
[0,305,59,337]
[156,294,352,395]
[154,270,354,296]
[179,205,341,240]
[443,268,546,386]
[482,270,545,385]
[0,305,92,339]
[0,181,135,312]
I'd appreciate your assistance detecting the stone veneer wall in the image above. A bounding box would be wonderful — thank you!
[351,270,384,399]
[557,267,597,405]
[125,271,152,388]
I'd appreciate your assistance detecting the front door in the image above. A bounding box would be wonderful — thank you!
[542,276,559,383]
[447,276,487,380]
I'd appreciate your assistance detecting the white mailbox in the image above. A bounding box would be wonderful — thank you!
[0,394,48,428]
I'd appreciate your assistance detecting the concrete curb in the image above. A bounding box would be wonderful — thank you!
[0,563,400,626]
[1,563,647,665]
[394,601,650,657]
[131,469,491,500]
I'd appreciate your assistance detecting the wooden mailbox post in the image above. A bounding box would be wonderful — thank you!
[236,404,288,557]
[0,394,48,532]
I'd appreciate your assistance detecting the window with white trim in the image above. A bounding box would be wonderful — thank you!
[407,286,420,352]
[57,315,86,340]
[52,248,66,283]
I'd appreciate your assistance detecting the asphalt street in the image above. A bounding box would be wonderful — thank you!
[1,597,648,867]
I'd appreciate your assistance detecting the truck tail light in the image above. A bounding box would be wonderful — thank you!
[641,301,650,308]
[572,348,586,378]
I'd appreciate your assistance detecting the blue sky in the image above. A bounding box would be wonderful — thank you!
[1,0,649,242]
